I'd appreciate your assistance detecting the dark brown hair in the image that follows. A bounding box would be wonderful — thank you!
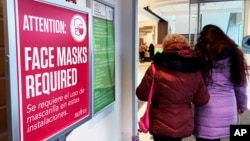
[194,24,248,86]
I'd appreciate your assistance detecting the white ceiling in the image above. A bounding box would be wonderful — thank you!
[0,1,243,23]
[138,0,243,22]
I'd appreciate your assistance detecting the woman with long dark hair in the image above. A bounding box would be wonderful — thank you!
[194,24,249,141]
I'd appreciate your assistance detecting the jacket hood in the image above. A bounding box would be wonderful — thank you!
[153,52,202,73]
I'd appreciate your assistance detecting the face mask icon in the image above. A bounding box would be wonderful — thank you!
[70,15,86,42]
[74,18,84,36]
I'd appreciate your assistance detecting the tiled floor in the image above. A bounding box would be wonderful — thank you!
[136,61,250,141]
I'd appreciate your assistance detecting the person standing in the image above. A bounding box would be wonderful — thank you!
[149,43,155,61]
[194,24,249,141]
[136,34,210,141]
[139,44,147,63]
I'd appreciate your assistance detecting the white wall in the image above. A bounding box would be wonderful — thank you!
[120,0,137,140]
[201,13,230,31]
[175,15,197,34]
[173,12,230,35]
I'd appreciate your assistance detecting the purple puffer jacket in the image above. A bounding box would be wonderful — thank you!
[194,58,248,139]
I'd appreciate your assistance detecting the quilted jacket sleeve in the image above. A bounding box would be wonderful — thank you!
[192,71,210,106]
[136,64,154,101]
[234,82,248,111]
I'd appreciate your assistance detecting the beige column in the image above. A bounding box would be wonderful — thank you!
[243,0,250,35]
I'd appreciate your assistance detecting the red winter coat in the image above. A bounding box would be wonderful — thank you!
[136,43,210,138]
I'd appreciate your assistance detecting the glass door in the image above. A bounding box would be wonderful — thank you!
[188,0,245,47]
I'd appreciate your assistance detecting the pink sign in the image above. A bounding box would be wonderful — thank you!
[14,0,90,140]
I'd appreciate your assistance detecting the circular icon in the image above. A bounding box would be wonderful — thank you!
[70,15,87,42]
[242,35,250,49]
